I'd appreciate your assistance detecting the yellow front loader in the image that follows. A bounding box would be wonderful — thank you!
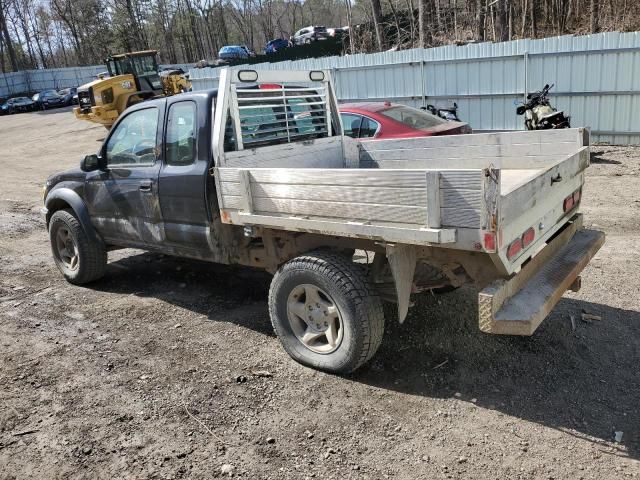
[74,50,190,128]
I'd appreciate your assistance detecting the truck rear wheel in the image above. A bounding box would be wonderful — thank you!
[269,251,385,373]
[49,209,107,285]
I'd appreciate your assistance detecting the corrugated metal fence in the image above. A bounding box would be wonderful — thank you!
[0,65,106,97]
[190,32,640,145]
[0,63,193,98]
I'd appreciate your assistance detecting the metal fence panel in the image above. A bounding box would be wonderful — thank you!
[0,65,107,96]
[189,31,640,144]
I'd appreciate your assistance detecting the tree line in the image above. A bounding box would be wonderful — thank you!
[0,0,637,73]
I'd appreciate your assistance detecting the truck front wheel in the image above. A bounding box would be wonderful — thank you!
[49,209,107,285]
[269,251,385,373]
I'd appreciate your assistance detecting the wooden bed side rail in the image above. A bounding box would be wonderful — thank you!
[214,167,495,233]
[360,128,589,152]
[358,128,589,170]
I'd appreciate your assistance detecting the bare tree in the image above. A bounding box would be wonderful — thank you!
[590,0,599,32]
[0,0,18,70]
[475,0,485,41]
[369,0,383,49]
[496,0,509,41]
[418,0,427,47]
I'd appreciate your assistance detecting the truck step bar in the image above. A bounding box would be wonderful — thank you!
[479,215,605,335]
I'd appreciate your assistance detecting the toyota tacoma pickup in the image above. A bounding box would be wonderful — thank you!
[43,68,605,373]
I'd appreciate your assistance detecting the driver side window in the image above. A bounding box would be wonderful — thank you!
[106,107,158,167]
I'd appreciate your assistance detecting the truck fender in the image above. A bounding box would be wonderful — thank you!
[45,188,102,244]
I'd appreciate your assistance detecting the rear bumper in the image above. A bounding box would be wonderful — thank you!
[478,214,605,335]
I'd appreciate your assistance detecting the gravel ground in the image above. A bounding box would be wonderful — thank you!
[0,108,638,479]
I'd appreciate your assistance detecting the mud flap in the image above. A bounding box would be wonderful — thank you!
[479,223,605,335]
[386,244,417,324]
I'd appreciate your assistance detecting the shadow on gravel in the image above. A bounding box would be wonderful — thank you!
[90,251,638,459]
[351,289,640,460]
[94,251,274,336]
[590,150,622,165]
[32,106,74,115]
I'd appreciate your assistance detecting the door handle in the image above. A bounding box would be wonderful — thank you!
[139,180,152,192]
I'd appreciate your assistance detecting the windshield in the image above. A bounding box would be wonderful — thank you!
[131,55,157,76]
[110,54,158,77]
[380,105,447,130]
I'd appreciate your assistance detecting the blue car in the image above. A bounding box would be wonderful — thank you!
[265,38,290,54]
[218,46,251,62]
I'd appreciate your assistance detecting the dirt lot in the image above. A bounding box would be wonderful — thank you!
[0,108,638,479]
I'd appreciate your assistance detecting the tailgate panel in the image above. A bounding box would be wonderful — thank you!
[500,147,590,225]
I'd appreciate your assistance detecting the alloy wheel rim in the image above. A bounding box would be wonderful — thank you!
[55,227,79,271]
[286,284,344,354]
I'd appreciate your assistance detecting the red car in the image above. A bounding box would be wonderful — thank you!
[339,101,471,140]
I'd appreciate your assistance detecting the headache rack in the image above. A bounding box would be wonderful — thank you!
[212,68,342,165]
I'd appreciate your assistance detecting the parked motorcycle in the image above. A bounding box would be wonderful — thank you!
[516,83,570,130]
[425,102,460,122]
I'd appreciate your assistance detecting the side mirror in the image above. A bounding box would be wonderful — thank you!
[81,154,101,172]
[516,105,527,115]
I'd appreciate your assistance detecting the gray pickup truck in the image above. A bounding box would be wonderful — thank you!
[43,68,604,373]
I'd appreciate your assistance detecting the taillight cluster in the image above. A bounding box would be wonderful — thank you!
[506,227,536,260]
[563,188,582,213]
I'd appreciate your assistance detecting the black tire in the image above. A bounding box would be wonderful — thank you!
[269,251,385,373]
[49,209,107,285]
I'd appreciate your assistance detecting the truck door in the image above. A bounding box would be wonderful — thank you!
[84,105,163,246]
[157,99,211,253]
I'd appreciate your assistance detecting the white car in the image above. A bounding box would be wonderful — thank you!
[292,26,329,45]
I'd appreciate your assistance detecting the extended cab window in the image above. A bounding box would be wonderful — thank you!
[106,107,158,166]
[234,89,328,149]
[241,105,289,145]
[165,102,196,166]
[288,97,326,134]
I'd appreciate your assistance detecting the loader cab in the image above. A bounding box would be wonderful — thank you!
[106,50,163,93]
